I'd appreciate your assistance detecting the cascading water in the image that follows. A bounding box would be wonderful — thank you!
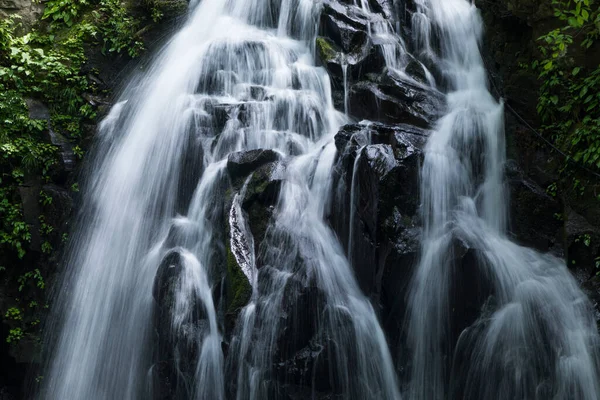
[406,1,600,399]
[39,0,600,398]
[40,0,399,399]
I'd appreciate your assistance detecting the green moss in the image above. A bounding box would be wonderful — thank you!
[316,36,339,63]
[225,244,252,315]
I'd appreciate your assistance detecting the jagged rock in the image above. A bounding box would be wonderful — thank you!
[405,57,430,84]
[227,149,281,182]
[223,161,284,333]
[316,34,386,83]
[332,122,429,301]
[25,99,49,120]
[213,102,251,133]
[232,161,284,260]
[349,70,444,128]
[319,1,370,54]
[0,0,42,29]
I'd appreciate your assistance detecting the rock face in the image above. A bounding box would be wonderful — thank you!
[506,160,563,253]
[0,0,42,29]
[330,122,427,353]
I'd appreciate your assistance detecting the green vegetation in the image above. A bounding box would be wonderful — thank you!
[534,0,600,172]
[0,0,174,350]
[225,245,252,316]
[316,36,339,63]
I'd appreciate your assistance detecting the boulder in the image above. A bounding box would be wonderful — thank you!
[227,149,281,182]
[349,70,444,128]
[223,161,284,333]
[319,1,370,54]
[331,122,428,302]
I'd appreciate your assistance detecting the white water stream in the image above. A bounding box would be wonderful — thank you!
[40,0,600,399]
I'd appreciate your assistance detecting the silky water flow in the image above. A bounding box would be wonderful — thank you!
[406,1,600,399]
[41,0,399,399]
[40,0,600,399]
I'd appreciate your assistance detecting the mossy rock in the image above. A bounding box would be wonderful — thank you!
[316,36,341,64]
[225,244,252,318]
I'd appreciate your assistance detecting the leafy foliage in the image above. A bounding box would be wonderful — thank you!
[0,0,156,348]
[534,0,600,171]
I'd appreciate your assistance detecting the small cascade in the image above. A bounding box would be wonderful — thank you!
[406,1,600,399]
[347,145,365,264]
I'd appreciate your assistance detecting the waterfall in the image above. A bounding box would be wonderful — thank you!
[39,0,600,399]
[406,1,600,399]
[40,0,399,399]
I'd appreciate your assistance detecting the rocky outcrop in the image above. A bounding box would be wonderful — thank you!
[331,122,426,344]
[348,71,444,128]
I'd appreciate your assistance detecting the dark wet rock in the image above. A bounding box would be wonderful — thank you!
[213,102,251,132]
[316,35,386,84]
[349,71,444,128]
[506,160,563,253]
[223,161,284,333]
[405,57,430,84]
[25,99,76,178]
[18,181,42,253]
[319,1,370,54]
[40,184,73,246]
[331,122,429,303]
[449,245,494,346]
[227,149,281,182]
[274,339,332,394]
[237,161,284,259]
[276,280,326,363]
[47,128,76,177]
